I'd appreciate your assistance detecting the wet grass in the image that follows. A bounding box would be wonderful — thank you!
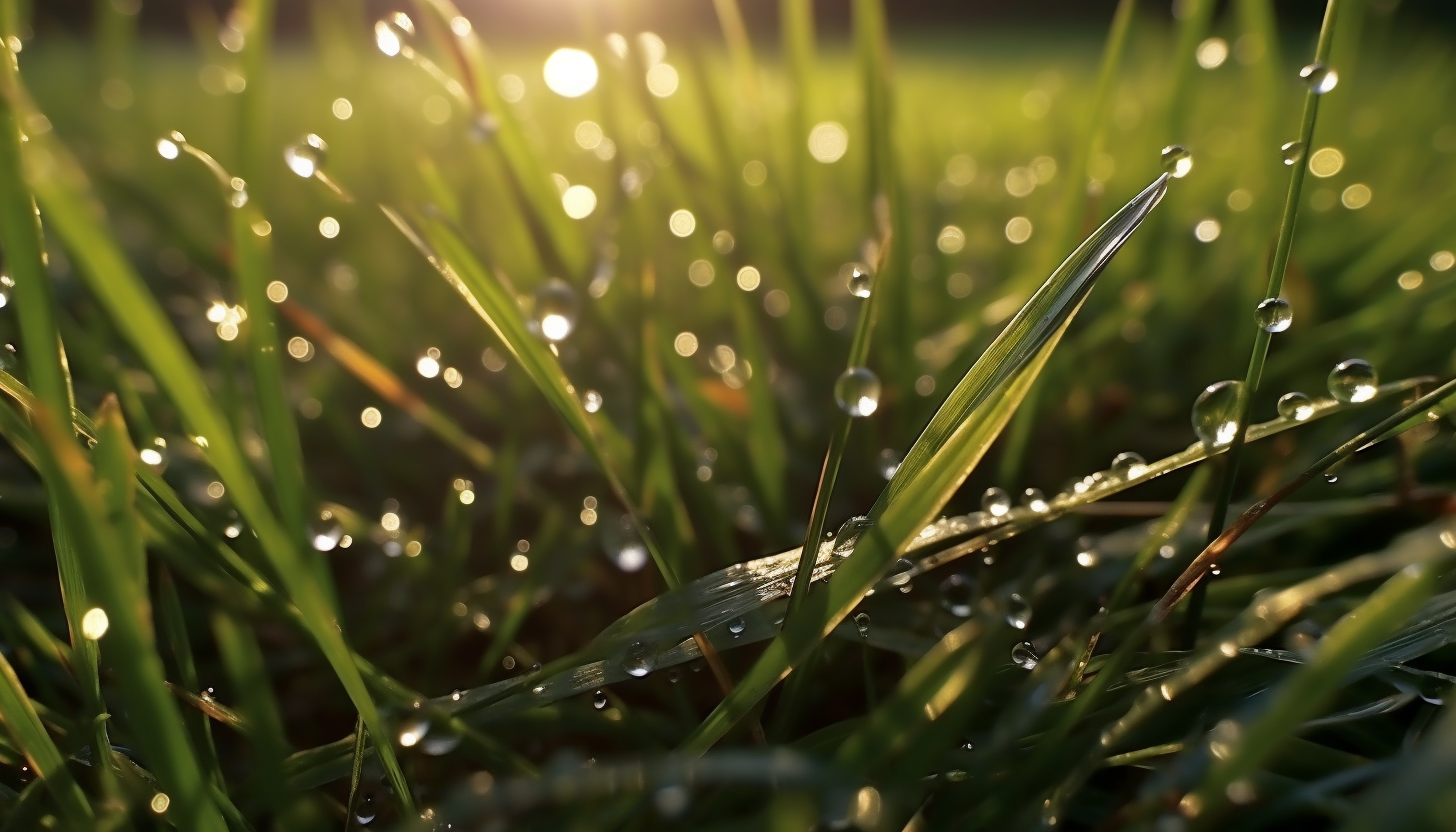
[2,0,1456,830]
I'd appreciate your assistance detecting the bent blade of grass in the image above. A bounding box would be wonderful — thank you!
[12,98,415,814]
[1181,563,1433,827]
[0,650,93,828]
[680,176,1170,752]
[29,399,227,832]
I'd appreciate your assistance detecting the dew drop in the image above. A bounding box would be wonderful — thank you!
[1005,592,1032,630]
[396,714,430,747]
[1161,144,1193,178]
[939,573,975,617]
[1299,61,1339,94]
[1280,141,1306,166]
[623,641,654,677]
[876,448,902,480]
[1276,391,1315,421]
[1191,380,1244,448]
[1011,641,1040,670]
[1327,359,1377,403]
[854,612,871,638]
[845,263,874,298]
[592,689,608,709]
[1109,451,1147,479]
[533,278,579,342]
[1323,472,1339,484]
[727,616,746,636]
[420,726,462,756]
[582,389,603,413]
[374,13,415,57]
[355,794,377,825]
[981,486,1011,517]
[834,366,881,418]
[139,437,169,472]
[1022,487,1049,512]
[283,134,328,179]
[888,557,914,587]
[310,509,344,552]
[833,516,873,557]
[1254,297,1292,333]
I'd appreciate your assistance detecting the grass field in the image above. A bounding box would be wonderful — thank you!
[2,0,1456,829]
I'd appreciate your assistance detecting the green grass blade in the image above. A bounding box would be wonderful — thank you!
[211,612,291,814]
[0,650,93,828]
[12,97,415,816]
[29,397,227,831]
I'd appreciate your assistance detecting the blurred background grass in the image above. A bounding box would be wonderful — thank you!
[2,0,1456,828]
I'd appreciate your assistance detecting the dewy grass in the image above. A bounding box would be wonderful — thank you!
[3,0,1456,828]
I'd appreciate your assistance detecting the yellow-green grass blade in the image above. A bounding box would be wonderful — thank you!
[0,650,92,828]
[679,174,1168,753]
[11,94,415,815]
[0,45,114,784]
[29,398,226,831]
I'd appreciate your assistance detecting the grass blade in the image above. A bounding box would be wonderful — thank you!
[0,650,92,828]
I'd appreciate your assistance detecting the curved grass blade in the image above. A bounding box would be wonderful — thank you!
[678,174,1169,753]
[0,650,92,828]
[28,400,227,832]
[10,103,415,813]
[1174,563,1432,827]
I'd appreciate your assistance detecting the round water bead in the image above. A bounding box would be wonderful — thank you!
[623,641,654,677]
[1277,391,1315,421]
[1280,140,1306,166]
[853,612,871,638]
[1327,359,1377,403]
[592,689,608,709]
[1022,487,1049,513]
[1254,297,1293,333]
[1011,641,1040,670]
[284,134,328,179]
[981,486,1011,517]
[876,448,903,479]
[1109,451,1147,479]
[374,12,416,57]
[355,795,378,825]
[1161,144,1193,179]
[534,278,579,342]
[939,573,975,617]
[845,262,874,298]
[310,509,344,552]
[139,438,169,472]
[833,516,873,557]
[1299,61,1339,94]
[1191,380,1245,448]
[834,366,881,418]
[1005,592,1032,630]
[727,616,746,636]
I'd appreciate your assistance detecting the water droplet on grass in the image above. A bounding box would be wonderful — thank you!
[939,573,975,617]
[310,509,343,552]
[1161,144,1192,178]
[854,612,871,638]
[593,690,608,709]
[1327,359,1377,403]
[534,278,579,342]
[1192,380,1244,448]
[1254,297,1292,332]
[623,642,654,677]
[846,263,874,298]
[981,487,1011,517]
[1006,593,1031,629]
[1277,391,1315,421]
[355,794,377,824]
[284,134,328,178]
[834,367,881,417]
[727,616,746,636]
[374,13,415,57]
[1022,488,1049,512]
[1110,451,1147,479]
[1011,641,1039,670]
[1300,61,1338,94]
[876,448,902,479]
[1280,141,1306,165]
[834,516,872,557]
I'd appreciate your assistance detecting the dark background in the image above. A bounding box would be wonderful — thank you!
[25,0,1456,42]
